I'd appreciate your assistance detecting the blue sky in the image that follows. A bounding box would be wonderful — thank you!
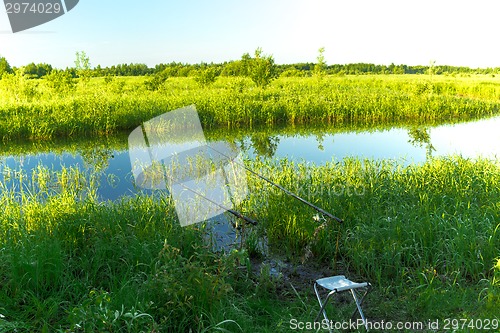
[1,0,499,69]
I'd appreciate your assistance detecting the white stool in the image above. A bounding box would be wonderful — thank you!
[314,275,372,332]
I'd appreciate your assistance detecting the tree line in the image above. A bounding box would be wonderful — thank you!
[1,50,500,81]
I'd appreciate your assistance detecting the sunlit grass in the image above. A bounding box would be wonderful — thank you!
[0,156,498,331]
[0,75,499,140]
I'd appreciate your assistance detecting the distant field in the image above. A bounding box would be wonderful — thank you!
[0,74,499,140]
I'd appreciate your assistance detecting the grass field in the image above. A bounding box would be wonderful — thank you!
[0,73,499,331]
[0,74,499,140]
[0,156,498,332]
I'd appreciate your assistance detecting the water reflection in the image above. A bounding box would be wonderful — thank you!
[1,115,499,201]
[248,133,280,158]
[407,127,436,159]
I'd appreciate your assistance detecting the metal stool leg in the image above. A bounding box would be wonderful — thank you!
[350,284,372,331]
[314,283,335,333]
[350,289,367,331]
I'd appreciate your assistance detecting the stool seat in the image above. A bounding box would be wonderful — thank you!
[316,275,368,292]
[314,275,372,332]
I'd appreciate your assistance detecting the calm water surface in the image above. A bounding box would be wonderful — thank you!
[246,116,500,163]
[1,116,499,201]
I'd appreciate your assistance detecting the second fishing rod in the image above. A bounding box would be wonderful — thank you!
[206,144,344,224]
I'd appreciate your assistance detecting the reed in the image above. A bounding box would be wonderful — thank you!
[245,157,499,285]
[1,156,498,330]
[1,75,499,140]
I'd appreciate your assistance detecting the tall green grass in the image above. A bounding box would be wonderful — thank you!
[1,157,498,331]
[1,75,499,140]
[243,156,499,320]
[246,157,499,283]
[0,165,246,332]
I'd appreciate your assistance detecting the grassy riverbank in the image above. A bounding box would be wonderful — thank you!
[1,75,500,140]
[0,156,498,332]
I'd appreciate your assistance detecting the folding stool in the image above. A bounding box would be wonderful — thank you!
[314,275,372,332]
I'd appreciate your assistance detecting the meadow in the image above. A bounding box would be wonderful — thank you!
[0,73,499,332]
[0,74,499,140]
[0,156,498,332]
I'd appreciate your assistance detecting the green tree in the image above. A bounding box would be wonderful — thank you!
[313,47,326,77]
[74,51,92,81]
[36,63,52,78]
[428,60,436,78]
[23,62,52,78]
[0,56,12,78]
[248,48,277,87]
[144,70,169,91]
[24,62,38,78]
[240,52,251,77]
[221,56,251,77]
[45,69,75,95]
[250,133,280,157]
[194,67,218,86]
[408,127,435,159]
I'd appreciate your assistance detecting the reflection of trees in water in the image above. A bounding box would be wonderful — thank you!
[249,133,280,158]
[80,147,115,189]
[315,133,325,151]
[408,127,435,159]
[80,147,114,172]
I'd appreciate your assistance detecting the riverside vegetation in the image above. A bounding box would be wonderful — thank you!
[0,157,498,332]
[0,64,499,331]
[0,73,500,140]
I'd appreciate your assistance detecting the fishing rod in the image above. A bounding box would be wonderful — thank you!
[138,124,257,227]
[180,181,257,226]
[206,144,344,224]
[159,163,258,227]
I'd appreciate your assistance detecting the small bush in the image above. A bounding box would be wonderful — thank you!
[144,71,169,91]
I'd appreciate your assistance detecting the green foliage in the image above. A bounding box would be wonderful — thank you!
[0,166,257,331]
[104,75,114,84]
[482,257,500,314]
[144,70,168,91]
[145,243,240,330]
[1,74,500,140]
[68,290,156,332]
[494,258,500,287]
[100,63,152,76]
[31,58,500,78]
[247,48,277,87]
[24,62,53,79]
[0,56,12,78]
[428,60,437,77]
[0,155,498,330]
[44,70,75,95]
[280,68,308,78]
[239,52,251,77]
[245,156,500,288]
[0,67,39,102]
[313,47,326,77]
[2,52,500,330]
[194,66,219,86]
[220,59,249,77]
[74,51,92,82]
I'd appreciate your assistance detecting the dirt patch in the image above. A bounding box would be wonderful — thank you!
[251,256,342,293]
